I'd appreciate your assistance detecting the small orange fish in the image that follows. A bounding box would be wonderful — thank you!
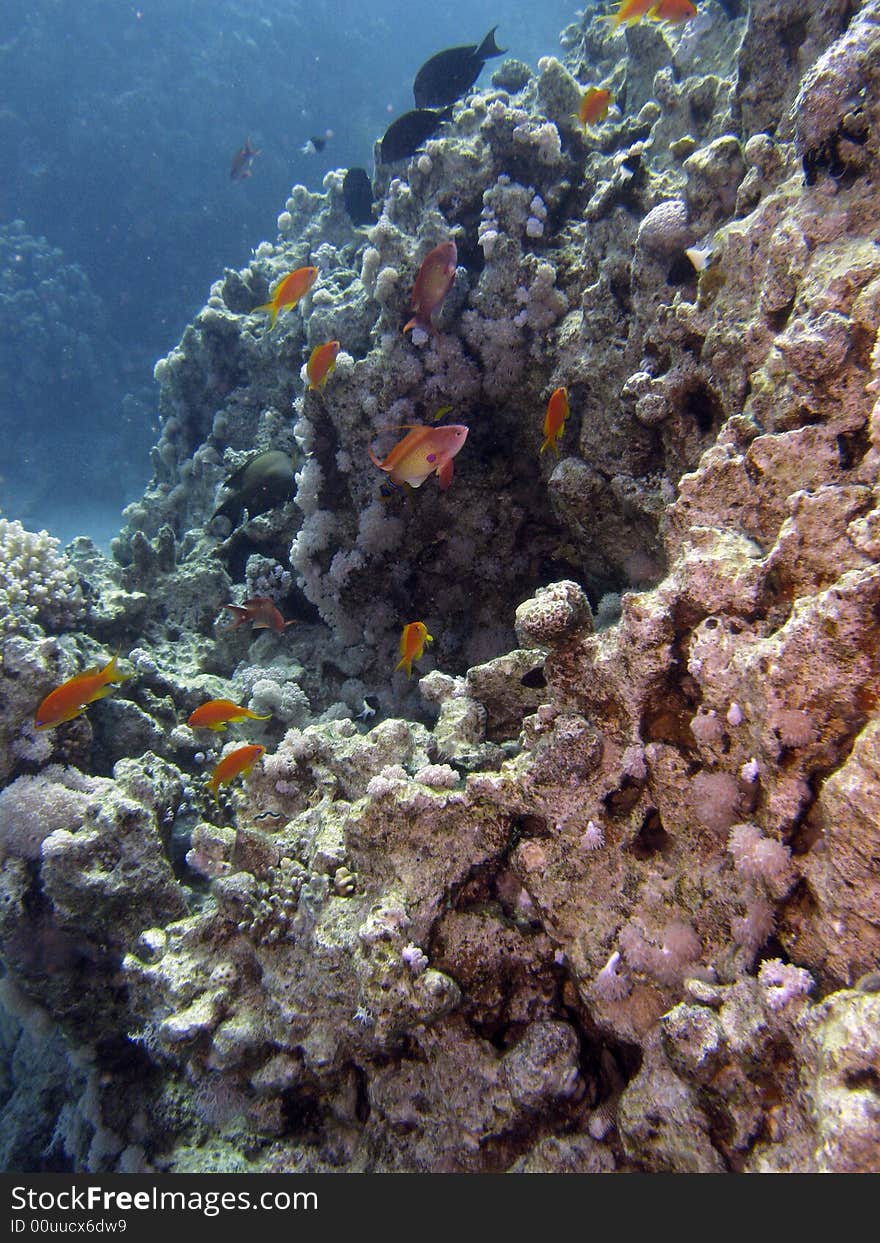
[540,387,570,457]
[209,743,266,794]
[602,0,656,30]
[223,597,296,633]
[396,622,433,678]
[256,266,318,329]
[649,0,697,22]
[574,87,613,128]
[230,137,261,181]
[34,652,132,731]
[306,340,340,391]
[369,423,468,491]
[404,240,458,336]
[188,699,271,732]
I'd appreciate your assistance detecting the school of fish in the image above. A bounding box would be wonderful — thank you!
[34,9,701,792]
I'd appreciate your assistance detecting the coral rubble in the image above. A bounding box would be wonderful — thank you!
[1,0,879,1173]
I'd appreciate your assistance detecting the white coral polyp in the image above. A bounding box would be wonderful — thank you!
[0,518,84,637]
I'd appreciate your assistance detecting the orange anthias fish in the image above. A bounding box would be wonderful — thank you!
[256,266,318,329]
[403,240,458,336]
[188,699,271,732]
[603,0,656,30]
[34,652,132,730]
[369,423,468,491]
[649,0,697,23]
[230,137,261,181]
[223,597,296,633]
[540,387,570,456]
[396,622,433,678]
[306,340,340,391]
[574,87,613,128]
[209,743,266,794]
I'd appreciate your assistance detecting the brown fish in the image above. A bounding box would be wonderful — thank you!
[230,137,261,181]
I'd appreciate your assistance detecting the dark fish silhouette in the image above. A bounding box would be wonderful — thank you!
[379,106,454,163]
[343,167,374,224]
[212,451,295,525]
[230,136,261,181]
[413,27,506,109]
[302,135,327,154]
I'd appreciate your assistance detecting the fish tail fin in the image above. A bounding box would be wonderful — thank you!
[476,26,506,59]
[249,711,273,721]
[103,650,133,685]
[368,444,386,469]
[395,655,413,678]
[255,302,278,328]
[402,316,418,335]
[598,8,627,29]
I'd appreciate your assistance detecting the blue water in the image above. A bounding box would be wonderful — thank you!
[0,0,580,548]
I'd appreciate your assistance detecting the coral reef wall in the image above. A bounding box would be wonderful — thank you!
[1,0,879,1173]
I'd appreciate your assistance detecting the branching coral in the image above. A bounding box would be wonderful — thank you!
[0,519,84,638]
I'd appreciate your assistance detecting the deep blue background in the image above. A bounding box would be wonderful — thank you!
[0,0,580,544]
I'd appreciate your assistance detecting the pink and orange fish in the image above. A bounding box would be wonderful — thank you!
[224,597,296,633]
[404,240,458,337]
[209,743,266,794]
[396,622,433,678]
[540,387,570,456]
[187,699,271,732]
[603,0,696,29]
[649,0,697,23]
[230,137,261,181]
[256,266,318,329]
[574,87,613,128]
[603,0,656,29]
[34,652,132,730]
[369,423,468,491]
[306,340,340,391]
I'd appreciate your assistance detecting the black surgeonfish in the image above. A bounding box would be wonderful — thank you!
[212,451,295,525]
[379,106,454,163]
[343,167,375,224]
[413,26,506,109]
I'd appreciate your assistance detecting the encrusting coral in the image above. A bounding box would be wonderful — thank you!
[1,0,879,1173]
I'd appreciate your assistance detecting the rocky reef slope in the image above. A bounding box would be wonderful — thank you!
[0,0,878,1173]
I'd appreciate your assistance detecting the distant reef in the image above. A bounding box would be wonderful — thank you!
[1,0,879,1174]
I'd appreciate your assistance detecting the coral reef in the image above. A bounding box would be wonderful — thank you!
[1,0,880,1174]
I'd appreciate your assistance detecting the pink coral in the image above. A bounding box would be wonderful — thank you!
[727,823,794,897]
